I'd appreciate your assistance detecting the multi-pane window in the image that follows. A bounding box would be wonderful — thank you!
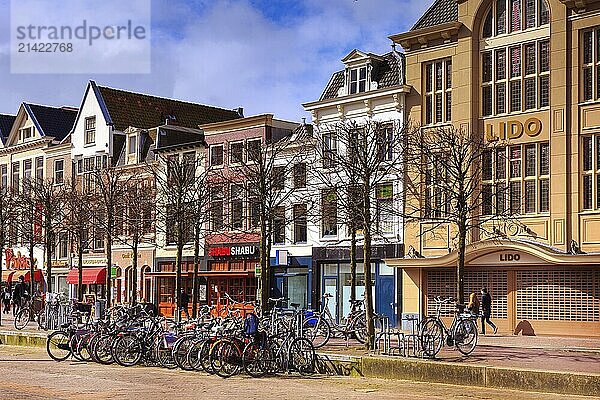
[57,233,68,259]
[230,185,244,229]
[580,135,600,210]
[582,28,600,102]
[293,204,307,243]
[0,164,7,193]
[20,127,32,141]
[85,116,96,145]
[54,159,64,184]
[376,183,394,234]
[481,142,549,215]
[323,133,337,168]
[11,162,19,193]
[483,0,549,38]
[230,141,244,164]
[424,153,450,219]
[424,59,452,125]
[273,207,285,244]
[23,159,32,192]
[377,124,394,161]
[128,135,137,155]
[293,163,306,188]
[247,139,261,162]
[321,189,337,236]
[482,39,549,116]
[248,193,260,228]
[273,166,285,191]
[210,144,224,166]
[349,66,367,94]
[35,157,43,183]
[210,185,224,231]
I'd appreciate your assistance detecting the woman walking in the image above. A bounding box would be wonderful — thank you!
[480,287,498,335]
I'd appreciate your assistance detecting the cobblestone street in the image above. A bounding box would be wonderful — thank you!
[0,346,593,400]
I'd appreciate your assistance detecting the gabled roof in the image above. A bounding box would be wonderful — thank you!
[0,114,16,144]
[411,0,458,31]
[24,104,78,141]
[319,51,404,101]
[93,82,242,131]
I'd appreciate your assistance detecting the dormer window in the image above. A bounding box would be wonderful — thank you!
[128,135,137,155]
[20,127,32,141]
[349,66,368,94]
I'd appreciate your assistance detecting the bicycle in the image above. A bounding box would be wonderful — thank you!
[302,293,366,348]
[419,296,478,358]
[14,295,45,330]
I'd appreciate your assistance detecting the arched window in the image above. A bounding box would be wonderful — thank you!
[482,0,549,38]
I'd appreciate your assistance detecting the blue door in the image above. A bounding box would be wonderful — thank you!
[376,273,396,326]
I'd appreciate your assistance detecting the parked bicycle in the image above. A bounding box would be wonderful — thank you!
[419,296,478,358]
[302,293,366,348]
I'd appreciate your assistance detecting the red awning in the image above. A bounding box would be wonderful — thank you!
[66,267,106,285]
[8,270,44,283]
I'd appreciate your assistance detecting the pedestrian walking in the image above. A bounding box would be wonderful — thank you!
[480,287,498,335]
[177,288,190,320]
[467,292,480,315]
[12,275,27,315]
[2,286,11,314]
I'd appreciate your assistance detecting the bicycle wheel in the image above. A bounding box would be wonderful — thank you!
[186,338,206,372]
[46,330,72,361]
[14,308,30,330]
[420,318,444,358]
[76,333,94,362]
[454,319,478,356]
[94,334,115,365]
[155,335,177,369]
[242,342,269,378]
[302,317,331,349]
[210,339,242,378]
[173,336,195,371]
[288,337,315,375]
[352,314,367,344]
[112,335,143,367]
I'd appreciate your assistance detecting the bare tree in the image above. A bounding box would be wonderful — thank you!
[92,165,132,307]
[16,180,44,297]
[313,119,406,349]
[118,176,155,306]
[63,181,96,301]
[403,125,513,305]
[25,178,67,294]
[152,149,212,319]
[0,186,18,325]
[218,127,317,310]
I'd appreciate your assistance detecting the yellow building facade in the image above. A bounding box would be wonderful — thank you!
[388,0,600,336]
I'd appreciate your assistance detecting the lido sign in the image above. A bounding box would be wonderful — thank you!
[486,117,542,142]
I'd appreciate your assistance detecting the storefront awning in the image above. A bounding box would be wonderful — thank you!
[7,269,44,283]
[66,267,106,285]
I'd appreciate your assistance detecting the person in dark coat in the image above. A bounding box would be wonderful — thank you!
[177,289,190,320]
[12,275,28,314]
[480,287,498,335]
[2,286,11,314]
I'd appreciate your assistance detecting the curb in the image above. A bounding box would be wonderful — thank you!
[0,330,46,348]
[360,355,600,397]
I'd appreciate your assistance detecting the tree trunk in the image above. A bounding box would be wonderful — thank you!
[175,239,183,322]
[105,232,112,307]
[45,227,53,294]
[363,181,375,350]
[78,244,84,302]
[350,227,357,304]
[131,238,138,306]
[29,238,35,298]
[191,223,200,319]
[259,215,269,312]
[456,223,467,305]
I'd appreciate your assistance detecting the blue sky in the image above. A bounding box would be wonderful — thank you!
[0,0,432,122]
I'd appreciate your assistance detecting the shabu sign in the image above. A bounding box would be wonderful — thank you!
[208,245,259,257]
[486,117,542,142]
